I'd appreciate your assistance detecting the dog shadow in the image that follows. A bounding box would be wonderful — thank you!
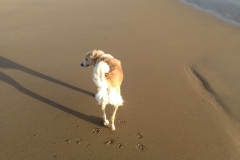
[0,56,102,126]
[0,56,95,97]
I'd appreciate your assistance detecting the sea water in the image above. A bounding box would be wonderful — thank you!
[180,0,240,25]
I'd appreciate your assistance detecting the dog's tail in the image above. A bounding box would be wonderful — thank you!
[108,88,124,106]
[95,88,109,105]
[96,88,123,106]
[93,61,109,105]
[92,61,109,89]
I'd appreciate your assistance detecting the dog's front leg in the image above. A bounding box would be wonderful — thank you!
[100,103,109,126]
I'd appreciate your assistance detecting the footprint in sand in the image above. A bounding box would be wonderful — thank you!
[92,128,102,134]
[136,143,145,150]
[76,137,82,144]
[104,138,114,145]
[117,119,125,124]
[115,142,123,148]
[137,133,143,139]
[104,138,123,148]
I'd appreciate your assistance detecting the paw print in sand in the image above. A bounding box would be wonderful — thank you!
[137,133,143,139]
[136,143,145,150]
[104,138,114,145]
[115,142,123,148]
[92,128,102,134]
[76,137,82,144]
[117,119,125,124]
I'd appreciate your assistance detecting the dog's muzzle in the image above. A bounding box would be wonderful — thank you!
[81,63,89,67]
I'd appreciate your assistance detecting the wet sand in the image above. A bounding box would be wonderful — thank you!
[181,0,240,123]
[1,0,240,159]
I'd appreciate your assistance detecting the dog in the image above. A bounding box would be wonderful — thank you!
[81,50,123,130]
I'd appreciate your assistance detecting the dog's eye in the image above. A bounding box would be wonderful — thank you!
[86,58,88,61]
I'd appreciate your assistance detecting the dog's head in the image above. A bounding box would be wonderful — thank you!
[81,50,104,67]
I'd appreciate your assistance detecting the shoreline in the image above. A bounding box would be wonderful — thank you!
[180,0,240,27]
[180,0,240,124]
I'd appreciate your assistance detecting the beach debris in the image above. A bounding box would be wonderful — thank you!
[137,133,143,139]
[104,138,113,145]
[136,143,145,150]
[92,128,102,134]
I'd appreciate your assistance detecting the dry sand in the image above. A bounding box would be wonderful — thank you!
[1,0,240,159]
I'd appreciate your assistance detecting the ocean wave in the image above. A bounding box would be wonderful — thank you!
[180,0,240,25]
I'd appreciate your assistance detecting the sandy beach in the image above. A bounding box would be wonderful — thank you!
[1,0,240,159]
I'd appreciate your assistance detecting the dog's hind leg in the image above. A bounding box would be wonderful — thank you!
[110,105,119,131]
[100,103,109,126]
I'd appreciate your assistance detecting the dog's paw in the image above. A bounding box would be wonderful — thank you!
[103,120,109,126]
[111,125,116,131]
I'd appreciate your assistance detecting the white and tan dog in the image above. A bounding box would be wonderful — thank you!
[81,50,123,130]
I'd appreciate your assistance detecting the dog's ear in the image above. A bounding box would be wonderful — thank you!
[91,50,98,59]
